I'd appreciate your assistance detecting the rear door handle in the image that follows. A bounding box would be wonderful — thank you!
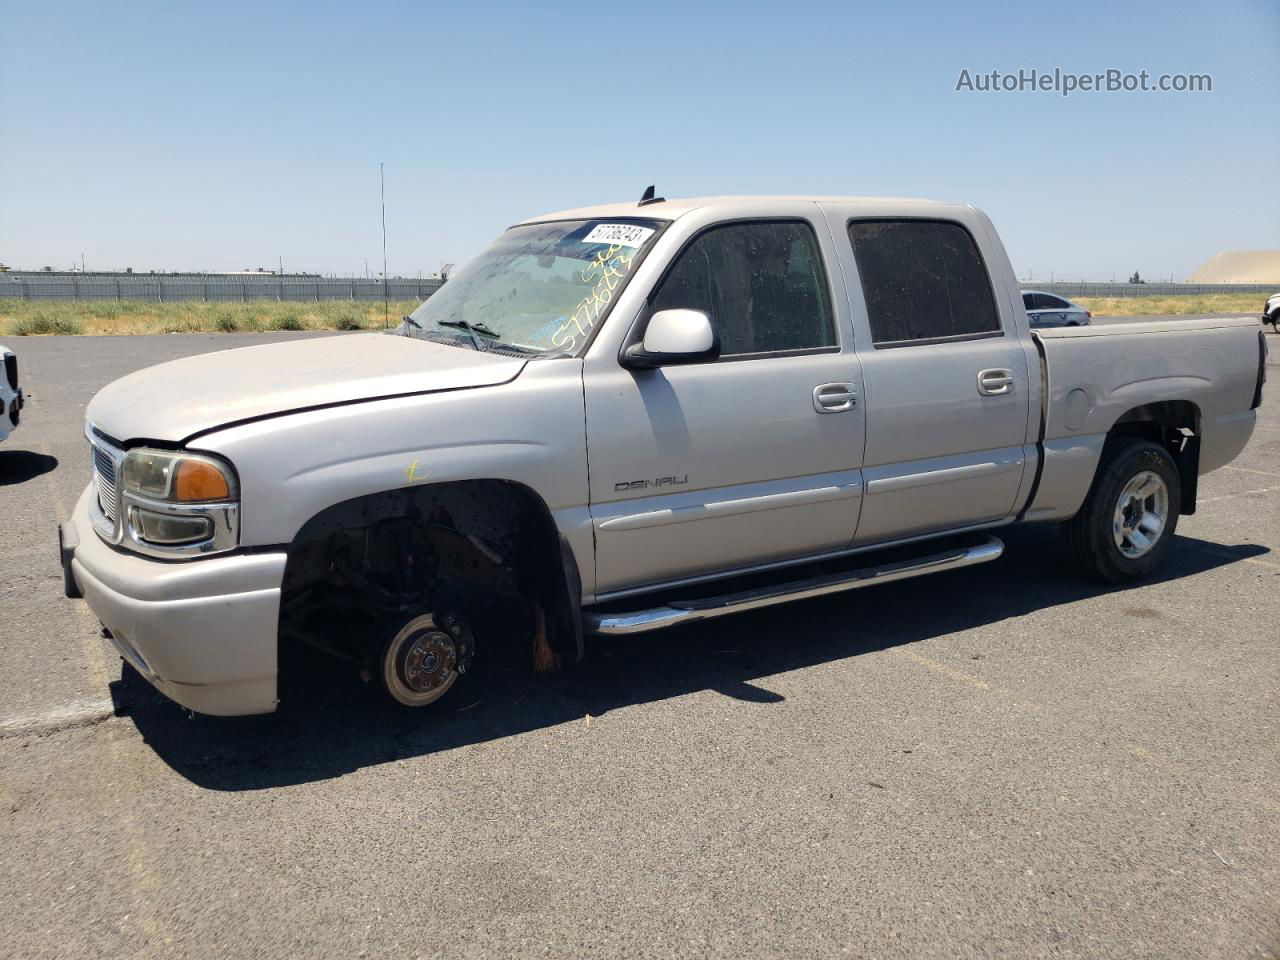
[814,382,857,413]
[977,368,1014,396]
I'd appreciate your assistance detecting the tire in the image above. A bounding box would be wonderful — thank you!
[1066,439,1181,584]
[379,612,469,708]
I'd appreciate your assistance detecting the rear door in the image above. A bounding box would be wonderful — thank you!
[822,210,1036,545]
[583,216,866,596]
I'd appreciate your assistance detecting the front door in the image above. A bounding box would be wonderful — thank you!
[584,218,866,596]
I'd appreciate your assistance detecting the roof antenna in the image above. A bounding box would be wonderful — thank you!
[638,184,665,207]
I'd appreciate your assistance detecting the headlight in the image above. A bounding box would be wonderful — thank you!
[121,449,236,502]
[114,447,239,553]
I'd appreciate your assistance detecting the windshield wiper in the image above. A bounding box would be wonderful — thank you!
[437,319,500,351]
[401,315,422,330]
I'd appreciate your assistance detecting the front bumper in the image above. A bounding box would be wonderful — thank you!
[63,484,287,716]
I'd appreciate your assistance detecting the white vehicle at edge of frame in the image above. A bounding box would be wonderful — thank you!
[0,345,21,442]
[58,193,1269,717]
[1263,292,1280,330]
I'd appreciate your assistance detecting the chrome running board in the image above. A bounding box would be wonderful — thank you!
[583,534,1004,636]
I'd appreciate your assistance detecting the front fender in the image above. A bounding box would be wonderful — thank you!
[196,361,598,597]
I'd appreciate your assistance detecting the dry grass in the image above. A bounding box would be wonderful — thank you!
[1,291,1269,336]
[1071,293,1267,317]
[0,299,423,336]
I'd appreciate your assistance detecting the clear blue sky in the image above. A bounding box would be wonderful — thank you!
[1,0,1276,280]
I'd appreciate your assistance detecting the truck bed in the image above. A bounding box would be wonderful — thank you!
[1025,315,1263,522]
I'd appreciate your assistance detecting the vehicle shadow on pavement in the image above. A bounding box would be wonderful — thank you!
[0,450,58,485]
[113,526,1271,791]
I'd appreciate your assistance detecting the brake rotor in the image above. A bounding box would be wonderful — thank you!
[400,629,457,694]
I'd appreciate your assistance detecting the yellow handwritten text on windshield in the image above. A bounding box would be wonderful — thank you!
[551,244,635,352]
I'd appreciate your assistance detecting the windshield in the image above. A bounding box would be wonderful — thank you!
[400,218,662,355]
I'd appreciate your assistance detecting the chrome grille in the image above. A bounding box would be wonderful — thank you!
[91,438,121,521]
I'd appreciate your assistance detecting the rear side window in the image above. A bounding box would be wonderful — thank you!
[1041,294,1069,309]
[650,220,835,357]
[848,219,1001,346]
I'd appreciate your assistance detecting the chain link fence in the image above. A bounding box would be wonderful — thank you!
[2,273,1273,303]
[1016,281,1276,298]
[0,273,444,303]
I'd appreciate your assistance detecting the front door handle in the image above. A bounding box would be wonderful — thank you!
[814,382,857,413]
[977,368,1015,396]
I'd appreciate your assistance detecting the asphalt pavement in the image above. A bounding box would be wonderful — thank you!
[1,324,1277,959]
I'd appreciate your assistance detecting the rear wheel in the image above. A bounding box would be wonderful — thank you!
[1066,439,1181,583]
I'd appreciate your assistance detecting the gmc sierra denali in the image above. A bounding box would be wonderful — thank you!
[59,195,1267,715]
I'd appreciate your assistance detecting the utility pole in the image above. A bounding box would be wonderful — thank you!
[279,255,283,276]
[380,161,389,330]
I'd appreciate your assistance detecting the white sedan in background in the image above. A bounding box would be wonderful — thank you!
[1,345,21,441]
[1022,290,1092,327]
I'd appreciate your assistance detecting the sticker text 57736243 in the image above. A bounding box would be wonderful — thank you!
[582,223,655,248]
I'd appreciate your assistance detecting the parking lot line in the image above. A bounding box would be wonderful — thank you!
[891,647,991,690]
[0,700,115,739]
[1196,485,1280,505]
[1223,464,1280,480]
[31,446,172,948]
[37,442,111,700]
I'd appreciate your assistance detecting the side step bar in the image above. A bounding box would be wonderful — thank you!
[583,535,1004,636]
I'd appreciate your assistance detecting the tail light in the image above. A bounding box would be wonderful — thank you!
[1085,311,1092,319]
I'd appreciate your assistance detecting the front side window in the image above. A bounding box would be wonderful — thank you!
[649,221,835,357]
[403,218,662,355]
[1022,292,1038,310]
[848,219,1001,347]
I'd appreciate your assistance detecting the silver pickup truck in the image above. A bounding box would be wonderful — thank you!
[59,195,1268,716]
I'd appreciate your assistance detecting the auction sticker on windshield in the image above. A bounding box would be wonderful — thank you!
[582,223,655,248]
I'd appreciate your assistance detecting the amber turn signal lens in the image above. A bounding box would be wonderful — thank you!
[173,459,231,501]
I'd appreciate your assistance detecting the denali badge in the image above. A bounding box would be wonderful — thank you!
[614,475,689,492]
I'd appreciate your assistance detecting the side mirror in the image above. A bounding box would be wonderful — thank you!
[622,309,720,369]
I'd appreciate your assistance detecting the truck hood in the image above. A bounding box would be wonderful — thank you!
[86,333,527,443]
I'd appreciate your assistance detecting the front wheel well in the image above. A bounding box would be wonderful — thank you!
[1107,400,1200,514]
[278,479,583,682]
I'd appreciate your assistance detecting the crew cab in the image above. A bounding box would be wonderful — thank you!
[59,195,1268,716]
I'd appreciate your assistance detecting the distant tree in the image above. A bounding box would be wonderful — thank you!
[1128,271,1145,284]
[41,265,53,272]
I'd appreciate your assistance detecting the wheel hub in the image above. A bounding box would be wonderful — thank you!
[402,630,456,693]
[1112,470,1169,559]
